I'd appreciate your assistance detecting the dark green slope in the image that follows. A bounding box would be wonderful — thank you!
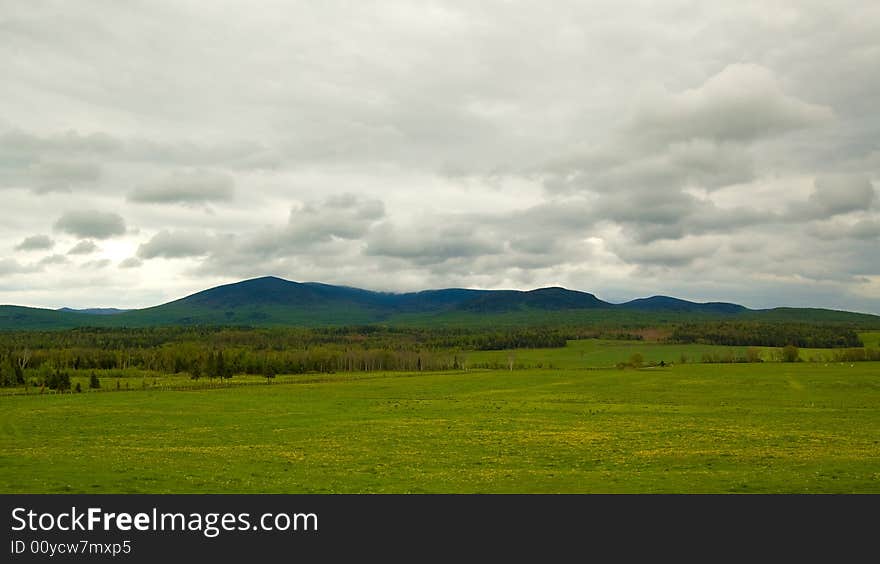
[111,277,388,327]
[620,296,747,314]
[0,306,91,330]
[57,307,130,315]
[745,307,880,324]
[458,287,610,312]
[178,277,391,309]
[1,276,878,329]
[391,288,490,312]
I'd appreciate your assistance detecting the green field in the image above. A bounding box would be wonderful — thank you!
[466,338,862,368]
[2,361,878,493]
[862,331,880,349]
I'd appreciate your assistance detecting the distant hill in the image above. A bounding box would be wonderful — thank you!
[619,296,746,314]
[0,306,89,330]
[57,307,131,315]
[458,287,610,312]
[1,276,878,330]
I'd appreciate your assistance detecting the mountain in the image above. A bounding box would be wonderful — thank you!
[57,307,131,315]
[1,276,878,330]
[116,278,612,326]
[619,296,746,314]
[457,287,610,312]
[0,306,90,330]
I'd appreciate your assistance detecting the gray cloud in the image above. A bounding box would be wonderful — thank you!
[191,194,387,277]
[14,234,53,251]
[0,129,121,161]
[38,254,68,266]
[53,210,126,239]
[1,2,879,313]
[245,194,385,254]
[32,160,101,193]
[0,128,273,177]
[81,259,110,269]
[612,237,720,268]
[628,63,832,145]
[531,62,844,251]
[118,257,143,269]
[806,175,875,218]
[808,219,880,241]
[128,170,235,205]
[366,222,503,265]
[0,259,36,275]
[137,230,219,259]
[67,240,98,255]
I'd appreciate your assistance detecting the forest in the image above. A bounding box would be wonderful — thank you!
[0,321,872,389]
[670,321,864,348]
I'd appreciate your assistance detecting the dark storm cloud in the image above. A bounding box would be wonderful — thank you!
[14,234,53,251]
[53,210,126,239]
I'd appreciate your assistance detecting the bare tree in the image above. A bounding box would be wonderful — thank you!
[16,349,31,371]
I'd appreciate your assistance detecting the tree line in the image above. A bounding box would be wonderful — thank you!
[669,322,863,348]
[0,326,591,387]
[0,322,873,389]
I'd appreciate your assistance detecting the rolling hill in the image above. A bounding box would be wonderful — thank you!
[57,307,130,315]
[1,276,879,330]
[619,296,747,314]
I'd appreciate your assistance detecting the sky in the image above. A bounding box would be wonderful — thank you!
[1,1,879,313]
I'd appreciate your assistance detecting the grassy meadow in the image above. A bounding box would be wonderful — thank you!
[2,353,878,493]
[467,338,869,368]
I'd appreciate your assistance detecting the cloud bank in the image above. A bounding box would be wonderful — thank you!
[0,1,877,312]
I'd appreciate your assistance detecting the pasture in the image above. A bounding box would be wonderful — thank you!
[2,360,878,493]
[465,338,862,368]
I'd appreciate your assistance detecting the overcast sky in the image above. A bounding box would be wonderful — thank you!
[2,1,879,313]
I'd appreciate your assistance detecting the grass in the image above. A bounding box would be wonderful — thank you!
[464,339,860,368]
[2,361,878,493]
[861,331,880,349]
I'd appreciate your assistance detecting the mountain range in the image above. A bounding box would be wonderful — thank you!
[1,276,878,330]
